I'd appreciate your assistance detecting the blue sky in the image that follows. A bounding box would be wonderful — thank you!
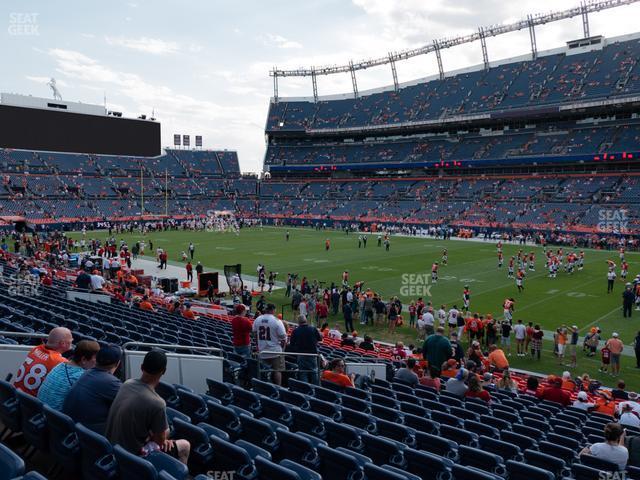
[3,0,640,172]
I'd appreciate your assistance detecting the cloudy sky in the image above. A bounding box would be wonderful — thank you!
[3,0,640,172]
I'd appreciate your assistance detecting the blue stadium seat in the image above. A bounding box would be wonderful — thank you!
[166,407,191,431]
[254,455,300,480]
[572,463,607,480]
[235,439,272,461]
[156,382,181,410]
[206,378,234,404]
[308,398,341,421]
[341,407,377,433]
[206,401,242,440]
[341,395,371,414]
[288,379,315,396]
[499,431,537,452]
[404,448,453,480]
[538,441,577,465]
[343,386,370,400]
[259,396,293,428]
[175,390,209,424]
[210,435,257,479]
[197,422,230,442]
[16,472,48,480]
[231,386,262,417]
[324,420,364,451]
[114,444,189,480]
[478,435,522,462]
[279,459,322,480]
[375,418,416,447]
[458,445,507,477]
[278,390,310,410]
[404,413,438,434]
[430,411,462,428]
[42,404,81,476]
[451,464,503,480]
[171,417,214,473]
[512,424,544,442]
[0,380,21,438]
[276,429,321,469]
[415,431,458,460]
[480,415,510,432]
[317,445,364,480]
[238,414,280,455]
[314,385,342,403]
[464,420,499,439]
[524,449,569,479]
[440,424,479,447]
[545,432,581,452]
[579,454,621,472]
[360,432,406,469]
[506,460,554,480]
[552,425,585,444]
[364,462,417,480]
[75,422,118,480]
[0,442,25,480]
[290,407,326,439]
[16,390,48,454]
[250,378,279,399]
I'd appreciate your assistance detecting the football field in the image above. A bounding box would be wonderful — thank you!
[71,226,640,389]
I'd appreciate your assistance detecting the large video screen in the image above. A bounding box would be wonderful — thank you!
[0,104,161,156]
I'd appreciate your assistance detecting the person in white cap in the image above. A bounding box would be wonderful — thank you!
[606,332,624,377]
[619,403,640,428]
[572,391,596,411]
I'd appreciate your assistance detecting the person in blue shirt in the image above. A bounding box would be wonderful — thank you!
[38,340,100,410]
[63,344,122,434]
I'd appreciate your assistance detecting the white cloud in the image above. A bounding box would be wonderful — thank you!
[105,36,180,55]
[261,33,303,49]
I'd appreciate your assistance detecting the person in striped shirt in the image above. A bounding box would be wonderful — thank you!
[37,340,100,411]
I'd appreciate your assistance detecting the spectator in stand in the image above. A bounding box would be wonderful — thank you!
[612,380,630,400]
[513,319,526,357]
[341,332,356,348]
[422,327,452,375]
[14,327,73,396]
[343,301,354,333]
[182,302,197,321]
[467,341,485,368]
[466,375,491,403]
[328,324,342,340]
[394,358,419,387]
[580,423,628,471]
[321,358,355,388]
[289,315,322,385]
[63,344,123,434]
[231,304,252,358]
[523,376,539,396]
[252,303,287,386]
[445,367,469,398]
[419,366,441,391]
[561,371,577,391]
[537,375,571,407]
[38,340,99,411]
[487,344,509,371]
[90,271,106,292]
[573,391,596,412]
[606,332,624,377]
[450,332,465,365]
[106,350,190,464]
[75,269,91,290]
[619,403,640,428]
[138,295,155,312]
[359,335,376,351]
[497,369,518,393]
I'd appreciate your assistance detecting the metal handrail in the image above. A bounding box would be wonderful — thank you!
[256,350,322,378]
[121,342,223,355]
[0,331,48,339]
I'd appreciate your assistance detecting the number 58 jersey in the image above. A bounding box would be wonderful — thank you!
[13,344,67,396]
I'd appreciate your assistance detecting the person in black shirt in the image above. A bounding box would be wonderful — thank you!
[612,380,630,400]
[195,262,203,276]
[359,335,376,351]
[289,316,321,384]
[500,320,512,356]
[450,332,465,364]
[76,270,91,290]
[341,332,356,348]
[635,331,640,369]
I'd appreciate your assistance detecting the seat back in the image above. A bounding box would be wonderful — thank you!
[478,435,522,462]
[360,432,406,468]
[580,454,621,472]
[0,379,21,432]
[415,431,458,460]
[324,421,363,451]
[506,460,554,480]
[0,443,25,479]
[207,378,234,404]
[238,414,279,453]
[458,445,506,476]
[210,436,256,479]
[276,429,320,468]
[16,390,48,452]
[254,456,300,480]
[317,444,364,480]
[404,449,453,480]
[206,401,242,439]
[524,449,569,479]
[114,444,157,480]
[75,422,118,480]
[42,405,80,473]
[176,390,208,424]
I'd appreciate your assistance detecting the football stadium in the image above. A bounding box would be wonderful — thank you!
[3,1,640,479]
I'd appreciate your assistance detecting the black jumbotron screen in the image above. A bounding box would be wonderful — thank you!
[0,104,161,157]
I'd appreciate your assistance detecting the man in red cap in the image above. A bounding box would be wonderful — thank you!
[231,304,252,358]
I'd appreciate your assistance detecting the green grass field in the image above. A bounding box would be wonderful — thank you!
[70,226,640,389]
